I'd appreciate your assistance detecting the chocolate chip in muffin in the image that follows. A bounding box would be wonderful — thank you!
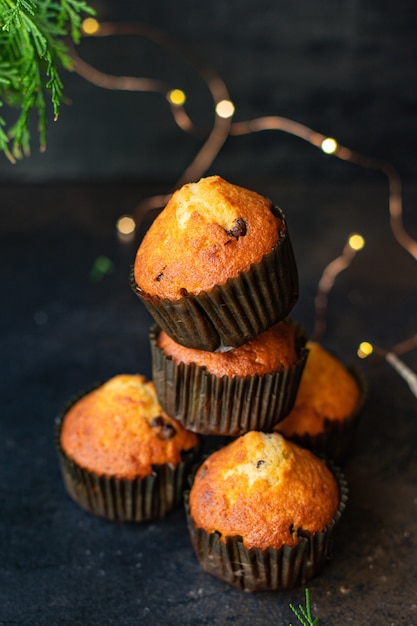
[151,416,165,428]
[226,217,247,240]
[151,415,177,440]
[161,422,176,440]
[256,459,265,468]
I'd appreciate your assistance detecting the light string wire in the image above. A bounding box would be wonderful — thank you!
[310,234,364,342]
[357,342,417,399]
[68,20,233,217]
[71,21,417,261]
[70,19,417,378]
[232,116,417,264]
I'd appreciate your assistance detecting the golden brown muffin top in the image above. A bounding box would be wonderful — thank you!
[60,374,199,480]
[276,341,361,437]
[189,431,339,550]
[134,176,282,300]
[157,320,298,377]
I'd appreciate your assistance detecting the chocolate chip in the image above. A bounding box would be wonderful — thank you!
[289,523,295,535]
[161,422,176,440]
[256,460,265,468]
[179,287,189,297]
[152,415,177,440]
[156,272,164,281]
[226,218,247,239]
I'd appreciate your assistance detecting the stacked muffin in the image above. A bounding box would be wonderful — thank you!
[132,175,299,352]
[130,176,356,590]
[56,175,364,590]
[275,340,367,464]
[132,175,307,436]
[185,431,347,591]
[56,374,201,522]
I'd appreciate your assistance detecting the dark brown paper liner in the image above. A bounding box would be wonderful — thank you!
[150,323,308,436]
[55,386,201,522]
[184,463,348,592]
[130,206,298,351]
[278,367,368,465]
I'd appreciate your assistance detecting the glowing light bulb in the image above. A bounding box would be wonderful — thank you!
[82,17,100,35]
[321,137,338,154]
[215,100,235,119]
[357,341,417,398]
[357,342,374,359]
[117,215,136,236]
[117,215,136,244]
[348,233,365,251]
[168,89,186,106]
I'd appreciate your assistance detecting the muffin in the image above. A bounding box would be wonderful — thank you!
[275,341,366,463]
[131,176,298,351]
[185,431,347,591]
[56,374,200,521]
[150,319,308,436]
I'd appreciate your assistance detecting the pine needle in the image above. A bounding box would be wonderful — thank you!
[289,588,320,626]
[0,0,95,161]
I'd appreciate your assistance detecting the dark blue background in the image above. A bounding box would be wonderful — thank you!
[2,3,417,623]
[1,0,416,184]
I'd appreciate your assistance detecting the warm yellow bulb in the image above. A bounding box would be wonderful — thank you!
[321,137,338,154]
[82,17,100,35]
[357,341,374,359]
[215,99,235,119]
[348,233,365,251]
[117,215,136,236]
[168,89,186,106]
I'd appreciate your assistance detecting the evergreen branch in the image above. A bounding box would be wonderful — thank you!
[2,0,37,31]
[0,0,95,161]
[58,0,92,44]
[289,589,319,626]
[0,105,15,161]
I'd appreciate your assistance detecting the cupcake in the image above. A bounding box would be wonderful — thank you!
[275,341,367,463]
[185,431,347,591]
[56,374,200,521]
[150,319,308,436]
[131,176,298,351]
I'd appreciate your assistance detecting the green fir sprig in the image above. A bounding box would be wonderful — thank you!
[289,588,319,626]
[0,0,95,162]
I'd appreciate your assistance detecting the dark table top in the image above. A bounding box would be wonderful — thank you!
[2,179,417,626]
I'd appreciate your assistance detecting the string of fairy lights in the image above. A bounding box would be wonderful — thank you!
[74,17,417,398]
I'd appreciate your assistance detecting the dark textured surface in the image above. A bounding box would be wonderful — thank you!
[1,180,417,625]
[1,0,417,183]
